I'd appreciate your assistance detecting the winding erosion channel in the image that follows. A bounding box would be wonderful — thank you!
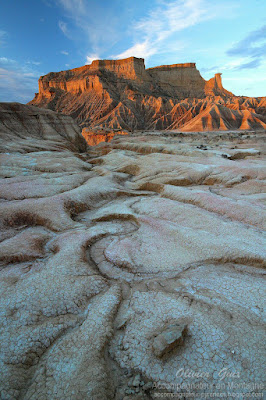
[0,103,265,399]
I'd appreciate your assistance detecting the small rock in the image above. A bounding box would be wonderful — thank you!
[125,388,135,395]
[132,374,141,387]
[197,144,208,150]
[152,323,188,357]
[143,382,153,391]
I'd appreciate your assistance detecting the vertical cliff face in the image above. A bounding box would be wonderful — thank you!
[33,57,219,104]
[37,57,147,98]
[38,71,105,97]
[147,63,206,97]
[29,57,266,133]
[89,57,146,80]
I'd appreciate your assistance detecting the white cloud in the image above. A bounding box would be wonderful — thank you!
[225,24,266,71]
[204,54,266,77]
[61,50,69,55]
[115,41,156,60]
[113,0,237,61]
[57,0,85,15]
[85,54,100,64]
[0,57,15,64]
[56,0,123,62]
[220,58,248,71]
[58,20,68,36]
[55,0,238,65]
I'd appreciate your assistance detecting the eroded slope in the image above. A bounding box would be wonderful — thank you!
[0,104,265,399]
[29,57,266,132]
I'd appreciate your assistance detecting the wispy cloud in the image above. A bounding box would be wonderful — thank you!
[114,41,157,60]
[57,0,85,15]
[26,60,42,66]
[0,30,7,46]
[56,0,122,62]
[0,58,41,102]
[200,57,265,76]
[0,57,16,64]
[226,24,266,70]
[61,50,69,55]
[58,20,68,36]
[56,0,237,63]
[227,25,266,58]
[114,0,237,60]
[236,59,261,70]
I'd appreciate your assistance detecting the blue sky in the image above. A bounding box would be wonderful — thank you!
[0,0,265,102]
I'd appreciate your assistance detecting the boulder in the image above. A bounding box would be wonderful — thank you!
[152,322,188,358]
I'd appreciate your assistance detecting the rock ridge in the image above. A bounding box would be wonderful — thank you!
[29,57,266,133]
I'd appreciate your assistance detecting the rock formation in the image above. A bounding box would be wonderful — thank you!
[82,127,128,146]
[0,102,88,153]
[0,102,265,399]
[29,57,266,133]
[152,321,188,358]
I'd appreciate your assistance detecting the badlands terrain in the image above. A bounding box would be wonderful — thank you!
[29,57,266,135]
[0,102,265,399]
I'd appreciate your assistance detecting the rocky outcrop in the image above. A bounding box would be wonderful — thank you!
[82,127,128,146]
[205,73,233,97]
[89,57,146,81]
[147,62,206,98]
[165,98,266,132]
[152,321,188,357]
[29,57,266,134]
[0,102,88,153]
[1,103,265,399]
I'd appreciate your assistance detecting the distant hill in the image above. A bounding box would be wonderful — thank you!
[29,57,266,132]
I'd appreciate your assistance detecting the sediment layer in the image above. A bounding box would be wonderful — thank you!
[29,57,265,132]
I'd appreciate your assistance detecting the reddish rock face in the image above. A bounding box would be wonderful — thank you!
[81,128,128,146]
[29,57,266,132]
